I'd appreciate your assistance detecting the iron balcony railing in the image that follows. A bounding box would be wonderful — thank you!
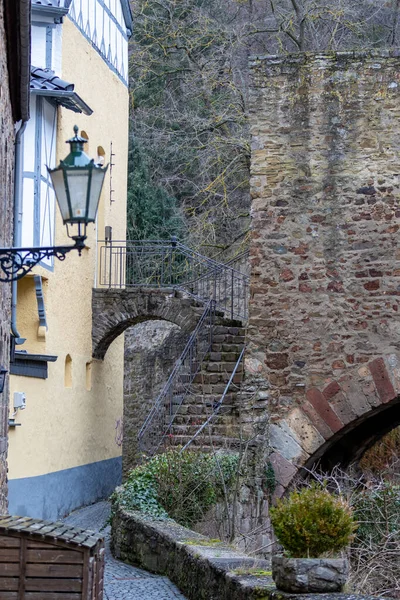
[138,300,215,456]
[97,238,249,321]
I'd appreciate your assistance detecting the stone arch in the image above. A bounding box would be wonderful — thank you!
[269,355,400,496]
[92,288,199,359]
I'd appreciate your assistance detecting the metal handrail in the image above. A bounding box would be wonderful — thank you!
[137,300,215,456]
[108,239,250,456]
[180,346,246,452]
[97,238,250,321]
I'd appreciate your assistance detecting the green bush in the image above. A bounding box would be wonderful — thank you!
[112,449,239,527]
[270,485,357,558]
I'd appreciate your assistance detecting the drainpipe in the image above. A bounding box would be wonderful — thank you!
[11,120,27,345]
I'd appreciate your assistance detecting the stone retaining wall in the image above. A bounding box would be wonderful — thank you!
[123,320,188,475]
[111,506,378,600]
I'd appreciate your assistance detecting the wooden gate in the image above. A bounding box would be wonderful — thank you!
[0,515,105,599]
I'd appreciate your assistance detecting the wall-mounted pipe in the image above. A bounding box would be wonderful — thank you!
[11,120,27,345]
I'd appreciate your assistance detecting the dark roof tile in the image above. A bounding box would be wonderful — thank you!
[31,66,74,92]
[31,0,60,6]
[30,67,93,115]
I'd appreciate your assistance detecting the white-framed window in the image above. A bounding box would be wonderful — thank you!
[21,96,57,269]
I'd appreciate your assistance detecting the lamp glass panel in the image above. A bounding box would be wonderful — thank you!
[49,168,70,222]
[64,169,90,220]
[87,168,106,221]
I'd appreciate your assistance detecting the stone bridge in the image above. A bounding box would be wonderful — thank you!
[92,288,200,360]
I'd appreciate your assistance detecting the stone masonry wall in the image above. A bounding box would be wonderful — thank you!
[123,320,188,475]
[248,53,400,414]
[247,51,400,478]
[0,0,15,513]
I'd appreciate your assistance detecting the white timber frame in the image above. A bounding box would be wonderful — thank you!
[21,0,130,268]
[21,13,62,269]
[67,0,130,86]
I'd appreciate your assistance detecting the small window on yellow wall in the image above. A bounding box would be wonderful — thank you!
[81,130,89,152]
[86,361,92,391]
[64,354,72,388]
[97,146,105,166]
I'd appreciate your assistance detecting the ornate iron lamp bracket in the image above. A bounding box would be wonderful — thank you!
[0,238,85,282]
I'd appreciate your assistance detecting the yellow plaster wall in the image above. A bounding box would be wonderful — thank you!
[8,17,129,480]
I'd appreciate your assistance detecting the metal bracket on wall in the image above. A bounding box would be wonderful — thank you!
[110,141,115,205]
[34,275,47,330]
[0,238,85,282]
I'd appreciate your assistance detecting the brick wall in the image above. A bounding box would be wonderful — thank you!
[0,0,16,512]
[247,51,400,425]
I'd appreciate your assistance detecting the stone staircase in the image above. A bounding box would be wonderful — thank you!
[167,320,246,449]
[132,241,250,456]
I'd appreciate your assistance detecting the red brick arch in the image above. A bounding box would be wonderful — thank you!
[269,355,400,497]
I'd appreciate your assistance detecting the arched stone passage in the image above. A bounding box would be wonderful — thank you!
[92,288,200,359]
[123,320,188,476]
[269,354,400,496]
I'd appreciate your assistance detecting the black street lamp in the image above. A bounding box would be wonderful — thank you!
[0,126,107,282]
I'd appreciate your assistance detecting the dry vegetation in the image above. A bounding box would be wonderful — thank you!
[128,0,400,252]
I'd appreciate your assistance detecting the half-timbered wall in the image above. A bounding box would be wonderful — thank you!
[67,0,129,86]
[21,15,61,268]
[21,95,57,269]
[31,17,63,74]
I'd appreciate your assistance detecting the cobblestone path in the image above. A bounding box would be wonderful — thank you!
[63,501,187,600]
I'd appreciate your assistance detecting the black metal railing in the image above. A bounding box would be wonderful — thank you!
[226,250,250,275]
[137,300,215,456]
[180,346,246,452]
[97,238,249,321]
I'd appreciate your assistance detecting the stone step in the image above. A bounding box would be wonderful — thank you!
[169,426,242,440]
[166,434,243,448]
[205,352,244,362]
[170,400,236,417]
[191,305,227,318]
[172,397,227,409]
[211,334,246,344]
[204,361,244,374]
[172,409,236,420]
[192,383,241,395]
[167,383,241,399]
[192,372,243,385]
[171,413,237,426]
[211,343,245,353]
[212,325,246,336]
[173,400,235,413]
[189,393,237,405]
